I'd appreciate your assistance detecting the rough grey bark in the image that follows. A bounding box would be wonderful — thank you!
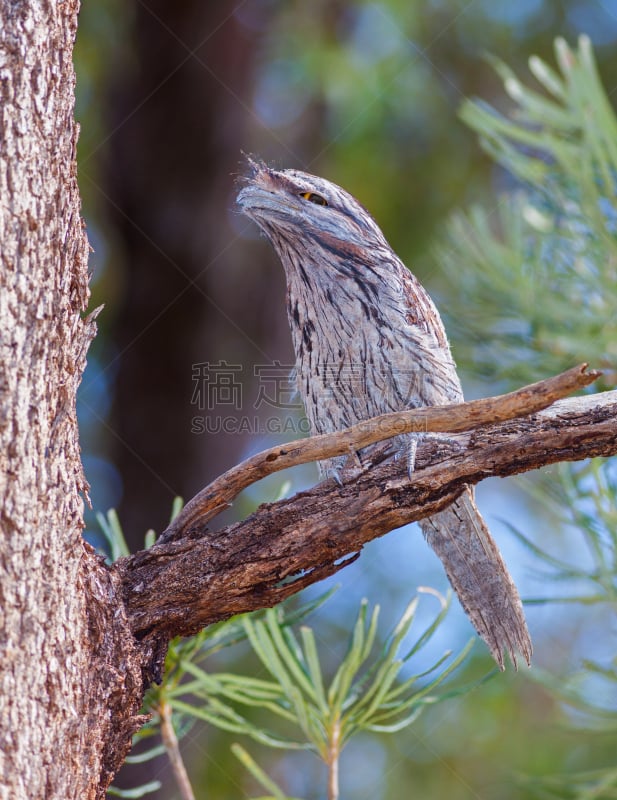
[0,3,143,798]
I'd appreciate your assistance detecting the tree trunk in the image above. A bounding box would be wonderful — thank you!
[0,3,142,798]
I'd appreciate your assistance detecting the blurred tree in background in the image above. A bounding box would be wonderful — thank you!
[73,2,617,797]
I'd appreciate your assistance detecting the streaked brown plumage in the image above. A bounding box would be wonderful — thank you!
[237,158,532,669]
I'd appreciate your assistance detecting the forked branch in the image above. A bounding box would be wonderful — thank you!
[115,364,617,682]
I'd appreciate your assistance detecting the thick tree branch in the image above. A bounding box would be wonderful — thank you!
[116,371,616,682]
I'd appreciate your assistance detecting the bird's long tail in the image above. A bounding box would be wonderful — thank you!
[420,487,532,669]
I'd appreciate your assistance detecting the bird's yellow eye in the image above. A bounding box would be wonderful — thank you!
[300,192,328,207]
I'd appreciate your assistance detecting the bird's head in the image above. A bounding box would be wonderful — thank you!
[236,158,389,262]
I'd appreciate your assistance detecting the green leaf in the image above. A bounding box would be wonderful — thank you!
[124,744,166,764]
[231,744,304,800]
[170,697,310,750]
[96,509,130,561]
[327,600,373,715]
[403,589,450,659]
[169,495,184,523]
[265,610,318,701]
[300,626,327,714]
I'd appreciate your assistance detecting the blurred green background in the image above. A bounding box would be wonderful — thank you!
[73,1,617,797]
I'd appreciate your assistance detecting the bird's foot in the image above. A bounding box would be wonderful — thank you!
[393,434,419,478]
[326,467,344,487]
[397,432,462,479]
[406,437,417,477]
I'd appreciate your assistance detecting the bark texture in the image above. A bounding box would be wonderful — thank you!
[0,3,143,798]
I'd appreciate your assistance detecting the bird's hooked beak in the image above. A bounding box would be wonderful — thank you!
[236,158,300,223]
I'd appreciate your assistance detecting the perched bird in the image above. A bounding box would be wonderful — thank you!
[237,159,532,669]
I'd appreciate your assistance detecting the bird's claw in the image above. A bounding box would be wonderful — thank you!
[406,438,417,478]
[326,467,344,487]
